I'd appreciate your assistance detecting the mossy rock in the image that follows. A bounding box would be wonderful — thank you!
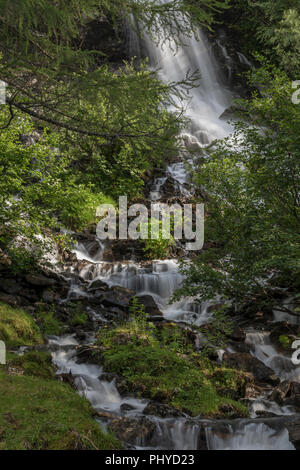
[97,323,249,418]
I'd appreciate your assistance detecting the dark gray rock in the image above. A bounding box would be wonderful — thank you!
[143,401,185,418]
[102,286,135,310]
[1,278,21,295]
[136,295,163,317]
[109,417,156,447]
[88,279,107,292]
[223,352,280,385]
[25,273,57,288]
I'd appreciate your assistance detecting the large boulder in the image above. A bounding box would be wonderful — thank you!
[102,286,135,310]
[227,326,246,343]
[109,417,156,447]
[143,401,184,418]
[271,381,300,410]
[223,352,280,385]
[25,273,57,288]
[136,295,163,317]
[88,279,107,292]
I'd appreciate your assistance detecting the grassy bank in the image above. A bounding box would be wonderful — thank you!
[0,302,120,450]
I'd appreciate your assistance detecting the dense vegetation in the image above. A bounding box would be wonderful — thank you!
[177,1,300,316]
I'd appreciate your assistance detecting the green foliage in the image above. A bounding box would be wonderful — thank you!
[68,303,89,327]
[140,218,175,259]
[0,302,43,347]
[38,308,62,336]
[224,0,300,76]
[201,307,233,350]
[279,335,292,350]
[0,368,120,450]
[176,65,300,313]
[0,109,111,259]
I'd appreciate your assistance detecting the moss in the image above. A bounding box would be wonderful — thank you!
[97,322,248,418]
[7,351,55,379]
[0,302,43,348]
[0,369,120,450]
[279,335,292,350]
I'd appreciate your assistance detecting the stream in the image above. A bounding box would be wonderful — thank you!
[49,17,300,450]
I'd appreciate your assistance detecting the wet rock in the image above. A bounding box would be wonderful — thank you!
[227,326,246,343]
[104,306,128,322]
[120,403,136,413]
[229,342,251,354]
[88,279,107,292]
[219,104,247,122]
[271,381,300,410]
[136,295,163,317]
[217,403,246,419]
[255,411,278,418]
[109,417,156,447]
[223,352,280,385]
[94,410,117,420]
[143,401,185,418]
[286,417,300,450]
[42,289,60,303]
[207,303,224,314]
[25,273,57,288]
[270,381,292,404]
[287,383,300,409]
[57,371,75,388]
[75,345,103,366]
[74,330,90,342]
[100,373,116,382]
[102,286,135,310]
[270,322,300,353]
[245,382,262,400]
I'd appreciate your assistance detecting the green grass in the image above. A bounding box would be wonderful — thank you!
[0,369,121,450]
[0,302,43,347]
[97,321,249,418]
[7,351,55,379]
[38,309,62,336]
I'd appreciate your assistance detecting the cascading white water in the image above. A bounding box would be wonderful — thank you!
[246,331,300,382]
[206,422,295,450]
[142,27,233,146]
[50,336,148,415]
[75,256,214,326]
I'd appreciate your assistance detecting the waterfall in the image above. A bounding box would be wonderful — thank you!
[246,331,300,382]
[52,10,299,451]
[206,422,295,450]
[137,20,233,147]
